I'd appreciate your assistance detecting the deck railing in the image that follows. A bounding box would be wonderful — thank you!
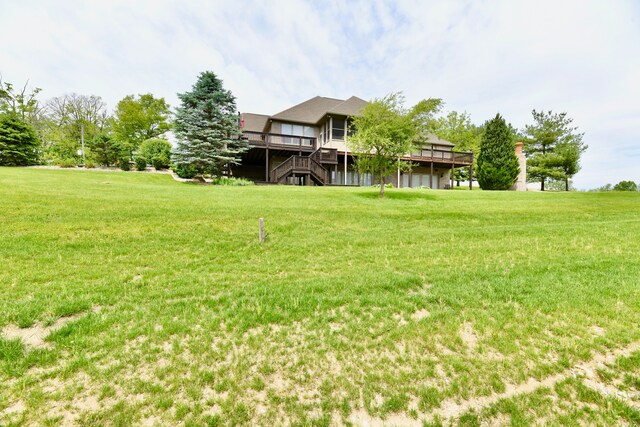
[404,149,473,165]
[271,155,327,184]
[311,147,338,164]
[243,130,472,165]
[242,131,316,150]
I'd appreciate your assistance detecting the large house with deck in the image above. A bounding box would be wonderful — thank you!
[236,96,473,188]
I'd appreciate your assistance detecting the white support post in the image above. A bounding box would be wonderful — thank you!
[344,152,347,185]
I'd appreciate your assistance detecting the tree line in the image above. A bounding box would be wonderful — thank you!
[0,77,174,170]
[0,72,246,178]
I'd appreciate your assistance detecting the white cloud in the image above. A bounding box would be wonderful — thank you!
[1,0,638,188]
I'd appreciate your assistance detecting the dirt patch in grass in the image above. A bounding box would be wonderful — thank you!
[1,313,84,349]
[433,340,640,422]
[4,400,26,415]
[347,408,421,426]
[459,322,478,352]
[411,309,430,321]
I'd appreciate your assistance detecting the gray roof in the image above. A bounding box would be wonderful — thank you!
[269,96,368,125]
[327,96,369,117]
[423,133,455,147]
[241,113,270,133]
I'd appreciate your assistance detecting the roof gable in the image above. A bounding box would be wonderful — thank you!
[423,133,455,147]
[270,96,367,124]
[327,96,368,117]
[241,113,270,133]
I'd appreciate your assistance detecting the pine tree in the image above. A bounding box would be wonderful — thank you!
[0,113,39,166]
[476,114,519,190]
[523,110,586,191]
[172,72,247,176]
[88,133,124,167]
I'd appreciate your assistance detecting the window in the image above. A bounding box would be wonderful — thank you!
[281,123,315,146]
[332,118,345,140]
[347,118,355,137]
[281,123,314,137]
[303,126,314,137]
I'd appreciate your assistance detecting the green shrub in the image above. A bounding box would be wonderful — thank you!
[119,158,131,171]
[151,153,170,170]
[139,138,171,169]
[172,163,197,179]
[135,156,147,171]
[212,177,255,186]
[84,161,97,169]
[56,158,78,168]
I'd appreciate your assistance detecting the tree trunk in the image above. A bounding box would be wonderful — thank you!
[565,177,569,191]
[379,175,385,197]
[541,178,545,192]
[456,180,460,187]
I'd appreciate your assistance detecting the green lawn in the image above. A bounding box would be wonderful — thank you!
[1,167,639,426]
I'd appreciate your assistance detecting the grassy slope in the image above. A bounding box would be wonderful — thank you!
[0,168,639,426]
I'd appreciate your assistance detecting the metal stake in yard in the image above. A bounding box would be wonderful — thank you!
[259,218,265,242]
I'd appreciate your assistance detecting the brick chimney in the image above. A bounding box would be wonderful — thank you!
[515,141,523,156]
[511,141,527,191]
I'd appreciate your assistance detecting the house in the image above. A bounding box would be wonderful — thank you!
[236,96,473,188]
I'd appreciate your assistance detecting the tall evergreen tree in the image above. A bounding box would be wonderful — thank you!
[0,113,39,166]
[172,72,247,176]
[523,110,586,191]
[476,114,519,190]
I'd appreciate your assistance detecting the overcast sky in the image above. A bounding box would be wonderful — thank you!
[1,0,638,188]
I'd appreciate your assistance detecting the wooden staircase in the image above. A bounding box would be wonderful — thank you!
[271,155,328,185]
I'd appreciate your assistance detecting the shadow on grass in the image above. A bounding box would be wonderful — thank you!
[356,190,437,201]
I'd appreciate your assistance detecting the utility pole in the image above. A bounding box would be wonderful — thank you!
[81,123,85,164]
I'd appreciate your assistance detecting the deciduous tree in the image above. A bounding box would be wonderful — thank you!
[613,180,637,191]
[348,93,443,197]
[0,76,43,122]
[172,72,247,176]
[112,94,171,158]
[430,111,482,186]
[41,94,110,163]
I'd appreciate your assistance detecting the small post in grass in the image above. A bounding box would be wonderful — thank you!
[259,218,265,242]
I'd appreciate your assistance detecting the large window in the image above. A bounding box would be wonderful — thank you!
[347,118,355,137]
[281,123,314,137]
[332,118,345,140]
[281,123,315,146]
